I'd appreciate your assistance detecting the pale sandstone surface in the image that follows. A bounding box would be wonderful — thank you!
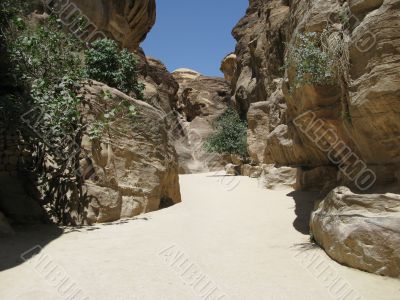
[0,174,398,299]
[170,69,231,173]
[311,186,400,277]
[80,82,181,223]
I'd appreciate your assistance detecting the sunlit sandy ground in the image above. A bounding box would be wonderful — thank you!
[0,173,399,300]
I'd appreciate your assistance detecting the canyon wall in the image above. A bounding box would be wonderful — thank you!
[229,0,400,191]
[69,0,156,50]
[0,0,183,227]
[228,0,400,277]
[171,69,231,173]
[59,0,183,223]
[80,82,181,224]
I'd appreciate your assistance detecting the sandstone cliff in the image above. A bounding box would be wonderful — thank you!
[229,0,400,277]
[80,82,181,223]
[0,0,183,226]
[171,69,232,173]
[69,0,156,50]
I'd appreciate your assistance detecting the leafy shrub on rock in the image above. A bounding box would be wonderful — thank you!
[4,16,88,224]
[285,32,335,90]
[205,108,248,156]
[85,38,144,99]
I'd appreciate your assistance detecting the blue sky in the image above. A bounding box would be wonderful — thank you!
[142,0,248,77]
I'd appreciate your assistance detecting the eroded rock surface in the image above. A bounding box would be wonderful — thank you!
[258,165,297,190]
[220,53,237,84]
[231,0,400,189]
[142,56,179,113]
[231,0,400,276]
[80,82,181,223]
[170,69,231,173]
[311,187,400,277]
[69,0,156,50]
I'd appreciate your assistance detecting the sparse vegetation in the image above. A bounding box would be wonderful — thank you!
[5,15,87,224]
[1,6,143,224]
[87,90,138,140]
[85,38,144,99]
[285,32,335,91]
[205,108,248,156]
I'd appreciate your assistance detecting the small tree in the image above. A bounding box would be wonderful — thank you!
[6,16,88,224]
[205,108,247,156]
[85,39,144,99]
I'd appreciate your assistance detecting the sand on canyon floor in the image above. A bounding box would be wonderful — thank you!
[0,173,399,300]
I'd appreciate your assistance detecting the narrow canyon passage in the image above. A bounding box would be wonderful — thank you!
[0,174,398,300]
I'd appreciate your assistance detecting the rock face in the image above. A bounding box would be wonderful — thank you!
[171,69,231,173]
[141,56,179,113]
[69,0,156,49]
[311,187,400,277]
[258,165,297,190]
[220,53,237,84]
[230,0,400,276]
[231,0,289,116]
[80,82,181,223]
[231,0,400,190]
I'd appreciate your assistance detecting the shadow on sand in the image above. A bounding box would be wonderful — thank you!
[0,215,153,272]
[287,191,321,235]
[0,224,64,272]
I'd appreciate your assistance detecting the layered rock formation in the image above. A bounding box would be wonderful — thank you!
[220,53,237,84]
[229,0,400,276]
[231,0,400,190]
[311,187,400,277]
[142,57,179,113]
[68,0,156,49]
[171,68,231,173]
[81,82,181,223]
[0,0,184,226]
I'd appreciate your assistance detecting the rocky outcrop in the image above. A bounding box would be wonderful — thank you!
[142,56,179,113]
[231,0,400,189]
[80,82,181,223]
[220,53,237,84]
[231,0,400,276]
[258,165,297,190]
[225,163,241,176]
[311,187,400,277]
[231,0,289,116]
[69,0,156,50]
[171,69,231,173]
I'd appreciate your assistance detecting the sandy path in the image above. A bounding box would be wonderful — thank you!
[0,173,399,300]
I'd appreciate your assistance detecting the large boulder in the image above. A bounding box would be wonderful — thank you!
[258,165,297,190]
[80,82,181,223]
[311,187,400,278]
[68,0,156,50]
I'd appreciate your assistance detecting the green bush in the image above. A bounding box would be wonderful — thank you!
[85,39,144,99]
[285,32,334,90]
[3,13,142,224]
[205,108,247,156]
[9,16,85,141]
[6,17,88,224]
